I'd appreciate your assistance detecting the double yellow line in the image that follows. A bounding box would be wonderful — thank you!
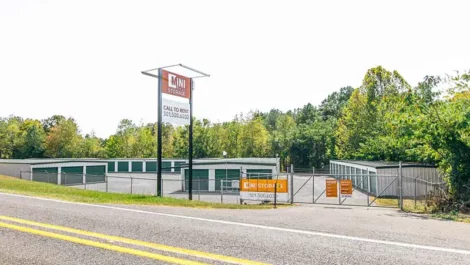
[0,215,270,265]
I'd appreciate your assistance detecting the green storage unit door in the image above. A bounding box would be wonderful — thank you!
[108,162,115,172]
[146,161,157,172]
[62,166,83,174]
[246,169,273,179]
[32,167,58,184]
[61,166,83,185]
[87,166,105,175]
[162,161,172,172]
[215,169,240,191]
[132,161,143,172]
[86,165,106,183]
[174,161,184,172]
[118,161,129,172]
[184,169,209,191]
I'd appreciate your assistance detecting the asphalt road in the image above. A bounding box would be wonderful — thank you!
[1,192,470,265]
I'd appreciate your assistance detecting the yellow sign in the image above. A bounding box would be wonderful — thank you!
[326,179,338,197]
[240,179,288,193]
[340,180,353,198]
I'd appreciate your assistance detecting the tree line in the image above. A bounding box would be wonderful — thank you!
[1,66,469,201]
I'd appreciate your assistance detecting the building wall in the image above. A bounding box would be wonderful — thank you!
[105,159,185,173]
[330,160,443,198]
[181,163,277,192]
[32,162,107,185]
[0,163,31,178]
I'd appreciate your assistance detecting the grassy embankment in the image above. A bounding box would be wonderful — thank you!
[0,175,279,209]
[375,197,470,223]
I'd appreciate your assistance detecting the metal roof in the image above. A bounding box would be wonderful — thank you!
[181,158,277,167]
[0,159,108,165]
[330,160,436,169]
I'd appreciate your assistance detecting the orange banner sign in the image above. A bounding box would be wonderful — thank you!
[326,179,338,197]
[340,180,353,198]
[240,179,288,193]
[162,70,191,99]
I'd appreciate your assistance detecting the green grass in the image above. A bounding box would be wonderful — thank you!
[0,175,280,209]
[374,197,470,223]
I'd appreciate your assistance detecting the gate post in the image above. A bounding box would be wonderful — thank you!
[399,161,403,211]
[338,179,341,205]
[312,167,315,204]
[290,164,294,205]
[367,169,370,206]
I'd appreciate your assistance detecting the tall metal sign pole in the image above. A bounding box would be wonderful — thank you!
[188,79,194,200]
[157,68,163,196]
[141,64,209,200]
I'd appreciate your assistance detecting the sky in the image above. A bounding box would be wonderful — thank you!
[0,0,469,138]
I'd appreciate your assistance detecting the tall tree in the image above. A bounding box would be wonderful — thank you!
[18,119,46,158]
[44,118,82,158]
[239,115,271,157]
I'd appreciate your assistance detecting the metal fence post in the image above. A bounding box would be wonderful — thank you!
[106,175,109,193]
[198,177,200,201]
[399,161,403,211]
[221,179,224,203]
[425,181,428,206]
[312,167,315,204]
[290,164,294,204]
[239,166,243,205]
[338,179,342,205]
[414,177,417,208]
[367,170,370,206]
[130,177,133,194]
[274,180,277,209]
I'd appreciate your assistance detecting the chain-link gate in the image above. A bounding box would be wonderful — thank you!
[289,167,402,207]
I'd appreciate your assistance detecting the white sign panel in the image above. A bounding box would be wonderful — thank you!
[240,192,289,202]
[162,98,190,125]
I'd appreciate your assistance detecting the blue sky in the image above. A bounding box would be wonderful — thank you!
[1,0,469,138]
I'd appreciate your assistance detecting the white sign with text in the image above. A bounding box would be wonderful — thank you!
[162,98,190,125]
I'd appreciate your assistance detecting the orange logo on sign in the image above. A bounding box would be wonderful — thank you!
[162,70,191,99]
[240,179,288,193]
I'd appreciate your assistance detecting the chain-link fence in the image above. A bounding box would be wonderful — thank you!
[290,165,448,208]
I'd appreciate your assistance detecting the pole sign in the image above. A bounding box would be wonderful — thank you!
[162,98,190,125]
[340,180,353,198]
[240,179,289,201]
[162,70,191,99]
[326,179,338,197]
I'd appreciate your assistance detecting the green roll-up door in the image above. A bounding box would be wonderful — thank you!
[174,161,184,172]
[132,161,143,172]
[146,161,157,172]
[86,165,106,183]
[215,169,240,191]
[61,166,83,185]
[32,167,58,184]
[247,169,272,179]
[62,166,83,174]
[118,161,129,172]
[162,161,171,172]
[108,162,115,172]
[184,169,209,191]
[87,166,105,175]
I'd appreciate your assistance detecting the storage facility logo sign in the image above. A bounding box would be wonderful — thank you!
[162,70,191,99]
[240,179,289,202]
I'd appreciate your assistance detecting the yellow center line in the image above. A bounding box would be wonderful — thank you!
[0,221,207,265]
[0,215,270,265]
